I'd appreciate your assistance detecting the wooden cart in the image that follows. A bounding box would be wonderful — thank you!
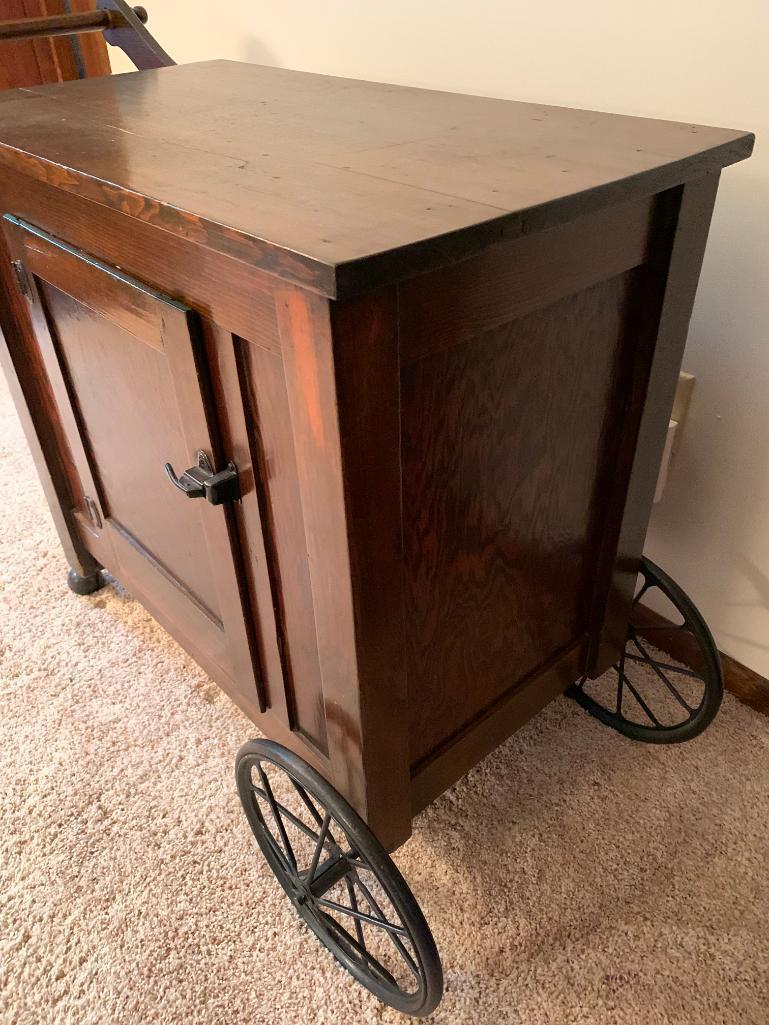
[0,60,753,1015]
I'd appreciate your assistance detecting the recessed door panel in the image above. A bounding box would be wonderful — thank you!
[39,281,223,619]
[4,216,263,711]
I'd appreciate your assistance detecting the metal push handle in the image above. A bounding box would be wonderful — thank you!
[0,6,146,42]
[0,0,175,71]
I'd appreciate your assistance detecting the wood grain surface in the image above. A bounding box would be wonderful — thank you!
[4,217,264,715]
[0,60,753,297]
[0,167,282,353]
[0,60,755,845]
[402,270,639,765]
[277,285,412,846]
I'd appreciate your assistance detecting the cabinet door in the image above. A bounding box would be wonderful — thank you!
[4,216,263,710]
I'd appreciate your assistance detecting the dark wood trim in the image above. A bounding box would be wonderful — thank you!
[398,194,655,364]
[0,128,750,302]
[331,286,412,845]
[721,655,769,718]
[410,641,585,817]
[0,167,283,355]
[0,140,339,298]
[233,335,331,754]
[201,323,287,723]
[277,284,412,850]
[587,174,721,676]
[0,218,99,578]
[18,217,172,348]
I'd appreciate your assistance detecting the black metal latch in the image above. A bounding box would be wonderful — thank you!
[164,451,239,506]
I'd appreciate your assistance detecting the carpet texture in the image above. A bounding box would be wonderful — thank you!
[1,371,768,1025]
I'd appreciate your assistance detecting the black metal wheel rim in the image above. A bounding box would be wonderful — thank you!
[569,557,724,743]
[235,740,443,1017]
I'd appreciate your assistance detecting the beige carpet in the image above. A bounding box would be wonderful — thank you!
[1,371,768,1025]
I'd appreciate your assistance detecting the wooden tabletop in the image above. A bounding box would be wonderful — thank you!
[0,60,754,297]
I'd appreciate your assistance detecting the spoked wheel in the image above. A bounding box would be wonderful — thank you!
[569,557,723,743]
[235,740,443,1017]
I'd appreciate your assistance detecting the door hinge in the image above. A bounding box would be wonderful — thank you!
[11,259,32,299]
[84,495,103,531]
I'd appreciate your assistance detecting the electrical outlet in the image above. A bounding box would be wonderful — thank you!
[671,371,695,449]
[654,371,695,502]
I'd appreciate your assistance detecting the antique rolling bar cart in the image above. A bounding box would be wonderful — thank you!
[0,61,753,1015]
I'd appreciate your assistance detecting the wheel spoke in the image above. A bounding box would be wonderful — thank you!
[345,876,366,951]
[305,812,332,885]
[628,636,696,713]
[632,580,652,607]
[256,766,297,871]
[317,897,408,937]
[351,872,420,979]
[259,820,293,873]
[339,843,384,878]
[341,847,373,871]
[289,777,346,856]
[251,786,328,846]
[320,913,399,988]
[290,777,324,828]
[616,656,625,716]
[625,650,702,680]
[620,671,661,726]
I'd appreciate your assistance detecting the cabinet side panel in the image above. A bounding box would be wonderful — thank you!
[399,195,673,774]
[402,270,640,766]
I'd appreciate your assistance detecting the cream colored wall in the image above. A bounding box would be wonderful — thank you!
[112,2,769,675]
